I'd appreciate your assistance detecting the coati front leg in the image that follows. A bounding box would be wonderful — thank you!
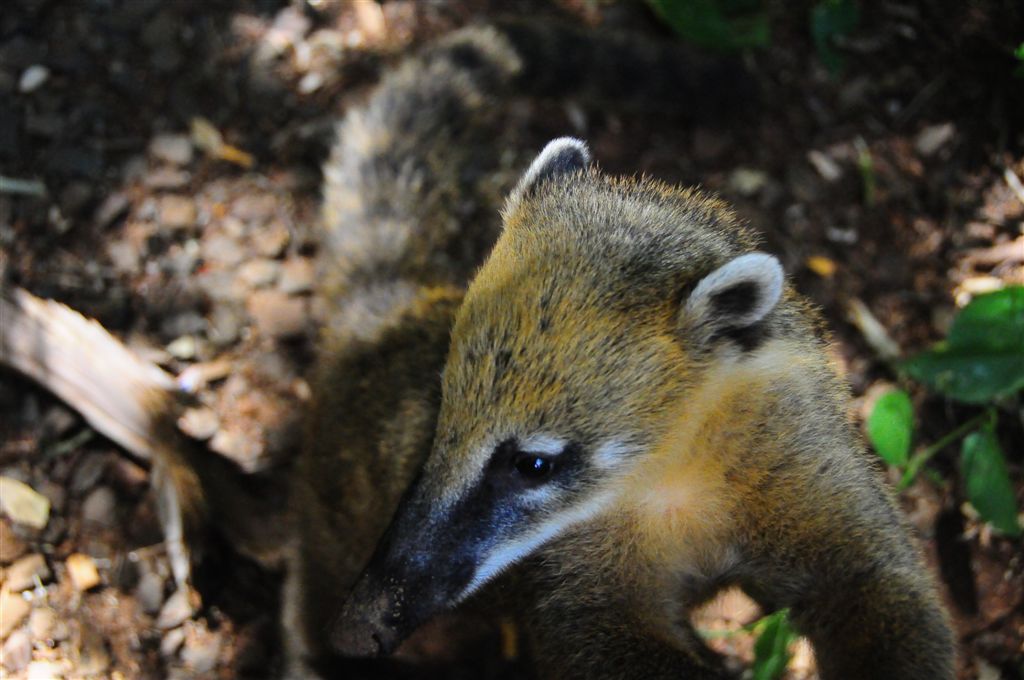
[516,564,733,680]
[739,457,955,680]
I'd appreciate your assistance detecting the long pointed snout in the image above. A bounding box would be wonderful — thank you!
[331,496,479,657]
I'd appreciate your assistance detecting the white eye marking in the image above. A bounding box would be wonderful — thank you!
[456,489,617,602]
[592,439,635,471]
[518,434,568,456]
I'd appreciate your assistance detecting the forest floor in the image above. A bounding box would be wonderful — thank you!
[0,0,1021,678]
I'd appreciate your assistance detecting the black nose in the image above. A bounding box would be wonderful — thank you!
[332,576,407,657]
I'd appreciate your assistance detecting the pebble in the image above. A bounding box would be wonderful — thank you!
[0,590,30,640]
[4,553,50,591]
[0,521,27,565]
[161,626,186,657]
[231,194,277,223]
[77,626,111,676]
[93,191,131,229]
[182,626,222,673]
[177,407,219,441]
[66,553,101,591]
[247,290,308,339]
[201,234,245,268]
[237,258,281,288]
[144,167,190,190]
[915,122,955,157]
[149,133,194,166]
[807,149,843,182]
[158,195,197,230]
[278,257,314,294]
[166,335,197,360]
[69,454,107,496]
[206,305,243,346]
[0,477,50,529]
[107,240,139,274]
[27,661,68,678]
[1,628,31,672]
[156,588,193,630]
[161,311,206,339]
[136,570,165,615]
[18,64,49,93]
[727,168,769,197]
[28,607,56,641]
[251,221,290,257]
[81,486,117,527]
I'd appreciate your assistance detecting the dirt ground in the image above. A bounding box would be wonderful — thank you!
[1,0,1022,678]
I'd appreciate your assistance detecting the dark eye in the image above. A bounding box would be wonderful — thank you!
[513,453,555,480]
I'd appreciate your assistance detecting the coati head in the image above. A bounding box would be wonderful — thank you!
[334,138,786,655]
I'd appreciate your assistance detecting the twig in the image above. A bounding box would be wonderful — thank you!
[1003,167,1024,207]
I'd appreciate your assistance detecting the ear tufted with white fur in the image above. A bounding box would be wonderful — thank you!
[683,252,784,339]
[508,137,591,209]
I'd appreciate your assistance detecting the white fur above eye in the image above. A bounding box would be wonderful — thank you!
[685,252,784,329]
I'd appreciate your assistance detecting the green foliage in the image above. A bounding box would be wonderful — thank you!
[810,0,859,73]
[867,286,1022,536]
[867,389,913,467]
[750,609,799,680]
[646,0,770,51]
[903,286,1024,404]
[1015,42,1024,77]
[962,425,1021,537]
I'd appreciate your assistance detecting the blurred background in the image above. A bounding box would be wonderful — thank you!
[0,0,1021,678]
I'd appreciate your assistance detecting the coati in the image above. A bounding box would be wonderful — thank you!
[0,18,954,680]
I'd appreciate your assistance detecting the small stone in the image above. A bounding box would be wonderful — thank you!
[107,240,139,274]
[915,122,955,157]
[0,477,50,529]
[0,590,29,640]
[1,628,31,672]
[727,168,769,197]
[4,553,50,591]
[201,234,244,267]
[182,626,223,673]
[160,311,206,339]
[136,570,165,615]
[237,258,280,289]
[149,133,194,166]
[156,588,193,629]
[161,626,186,657]
[0,520,27,565]
[278,257,314,294]
[66,553,101,591]
[158,195,197,230]
[27,661,68,678]
[231,194,277,223]
[93,191,131,229]
[206,305,243,347]
[807,149,843,182]
[81,486,117,527]
[177,407,219,441]
[77,626,111,676]
[166,335,197,360]
[18,64,49,93]
[69,454,107,496]
[251,221,290,257]
[28,607,56,641]
[144,167,190,190]
[247,290,308,339]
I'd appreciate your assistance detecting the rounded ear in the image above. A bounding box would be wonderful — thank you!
[681,252,784,347]
[508,137,590,208]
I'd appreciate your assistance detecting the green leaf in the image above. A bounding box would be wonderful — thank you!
[903,286,1024,403]
[811,0,860,73]
[751,609,798,680]
[647,0,770,51]
[1015,42,1024,61]
[867,390,913,467]
[961,426,1021,537]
